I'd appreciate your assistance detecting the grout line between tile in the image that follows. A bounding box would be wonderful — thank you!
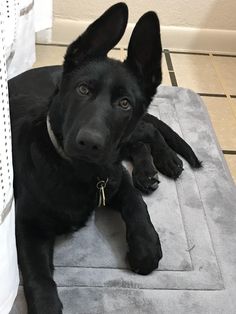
[169,71,178,86]
[164,50,178,86]
[170,51,209,56]
[198,93,227,98]
[213,54,236,58]
[222,150,236,155]
[164,49,174,71]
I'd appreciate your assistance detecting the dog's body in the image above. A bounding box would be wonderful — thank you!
[9,3,201,313]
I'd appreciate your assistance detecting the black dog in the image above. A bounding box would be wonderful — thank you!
[9,3,201,313]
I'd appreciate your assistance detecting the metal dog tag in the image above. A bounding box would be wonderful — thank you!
[96,178,108,207]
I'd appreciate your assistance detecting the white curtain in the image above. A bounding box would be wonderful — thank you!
[34,0,53,32]
[35,0,53,43]
[0,2,19,312]
[0,1,52,312]
[6,0,53,79]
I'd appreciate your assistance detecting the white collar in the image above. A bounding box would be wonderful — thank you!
[46,115,71,162]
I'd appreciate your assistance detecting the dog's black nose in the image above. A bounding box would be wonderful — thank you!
[76,129,105,154]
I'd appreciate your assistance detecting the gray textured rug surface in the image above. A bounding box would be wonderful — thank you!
[11,86,236,313]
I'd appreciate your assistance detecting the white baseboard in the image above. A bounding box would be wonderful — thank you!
[36,29,52,43]
[49,17,236,54]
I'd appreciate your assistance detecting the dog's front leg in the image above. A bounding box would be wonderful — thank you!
[127,141,159,194]
[128,120,184,179]
[143,113,202,169]
[17,222,62,314]
[110,170,162,275]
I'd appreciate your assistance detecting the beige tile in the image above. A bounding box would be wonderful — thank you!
[171,54,224,94]
[35,46,123,67]
[109,48,126,61]
[107,49,122,61]
[229,98,236,119]
[34,45,67,68]
[212,56,236,95]
[224,155,236,184]
[202,96,236,150]
[120,49,127,62]
[161,54,171,86]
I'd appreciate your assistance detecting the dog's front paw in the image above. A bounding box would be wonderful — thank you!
[28,292,63,314]
[127,225,162,275]
[132,166,159,194]
[153,148,184,179]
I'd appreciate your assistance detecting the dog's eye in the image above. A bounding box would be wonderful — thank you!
[77,84,90,95]
[119,99,131,110]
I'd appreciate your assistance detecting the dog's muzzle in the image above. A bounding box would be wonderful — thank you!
[75,128,107,160]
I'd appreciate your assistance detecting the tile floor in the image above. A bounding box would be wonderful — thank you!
[34,44,236,183]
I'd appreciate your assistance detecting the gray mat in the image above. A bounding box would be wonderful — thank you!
[11,86,236,314]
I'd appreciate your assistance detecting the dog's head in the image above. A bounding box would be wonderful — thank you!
[51,2,162,165]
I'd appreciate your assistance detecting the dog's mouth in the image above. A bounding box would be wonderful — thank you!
[65,143,111,165]
[66,143,120,166]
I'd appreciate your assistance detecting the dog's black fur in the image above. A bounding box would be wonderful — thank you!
[123,112,202,193]
[9,3,201,313]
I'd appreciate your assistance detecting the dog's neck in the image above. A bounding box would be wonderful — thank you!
[47,114,115,207]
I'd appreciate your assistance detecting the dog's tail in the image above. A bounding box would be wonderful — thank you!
[143,113,202,168]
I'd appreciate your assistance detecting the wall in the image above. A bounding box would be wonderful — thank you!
[54,0,236,30]
[52,0,236,53]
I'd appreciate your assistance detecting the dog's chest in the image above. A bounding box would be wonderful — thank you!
[33,174,98,232]
[42,171,98,210]
[39,166,121,231]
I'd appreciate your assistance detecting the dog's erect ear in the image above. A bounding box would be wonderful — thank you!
[125,12,162,101]
[63,3,128,73]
